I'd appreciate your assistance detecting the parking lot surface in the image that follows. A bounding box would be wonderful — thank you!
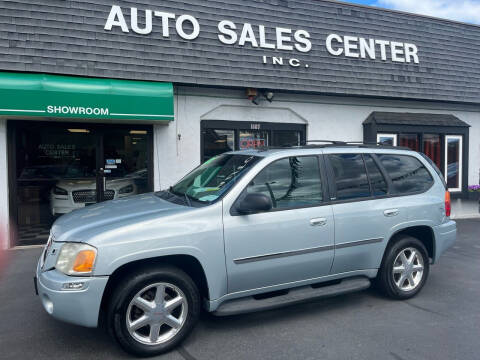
[0,219,479,360]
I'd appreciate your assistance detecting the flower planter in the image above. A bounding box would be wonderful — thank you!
[467,191,480,201]
[468,185,480,201]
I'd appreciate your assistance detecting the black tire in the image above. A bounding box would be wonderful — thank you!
[107,266,201,357]
[377,235,430,300]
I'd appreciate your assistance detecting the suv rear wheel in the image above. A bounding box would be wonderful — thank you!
[107,266,201,357]
[378,235,430,299]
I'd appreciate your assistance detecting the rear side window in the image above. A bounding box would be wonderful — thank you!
[246,156,323,209]
[328,154,370,200]
[364,154,388,196]
[377,154,434,194]
[419,152,447,189]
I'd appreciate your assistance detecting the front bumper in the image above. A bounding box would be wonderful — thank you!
[432,219,457,263]
[50,195,86,215]
[36,260,109,328]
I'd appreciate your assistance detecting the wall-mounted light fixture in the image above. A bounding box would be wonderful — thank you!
[246,89,275,105]
[246,88,259,105]
[264,91,274,102]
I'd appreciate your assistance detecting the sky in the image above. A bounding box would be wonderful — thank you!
[343,0,480,24]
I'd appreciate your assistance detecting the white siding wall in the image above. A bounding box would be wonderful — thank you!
[2,89,479,248]
[0,119,9,249]
[154,87,480,191]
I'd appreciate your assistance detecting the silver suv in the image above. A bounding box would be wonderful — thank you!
[35,143,457,357]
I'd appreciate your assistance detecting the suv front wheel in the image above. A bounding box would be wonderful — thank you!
[107,266,201,357]
[378,235,430,299]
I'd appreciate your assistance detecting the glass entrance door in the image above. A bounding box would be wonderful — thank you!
[11,121,152,246]
[100,128,151,202]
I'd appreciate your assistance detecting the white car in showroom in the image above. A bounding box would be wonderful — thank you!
[50,171,139,216]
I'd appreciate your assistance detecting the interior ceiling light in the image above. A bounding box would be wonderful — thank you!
[130,130,147,134]
[68,129,90,133]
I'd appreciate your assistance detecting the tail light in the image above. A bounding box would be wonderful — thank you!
[445,191,451,217]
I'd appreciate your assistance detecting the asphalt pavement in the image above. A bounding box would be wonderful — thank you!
[0,219,479,360]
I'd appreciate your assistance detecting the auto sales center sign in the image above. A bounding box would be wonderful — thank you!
[104,4,420,69]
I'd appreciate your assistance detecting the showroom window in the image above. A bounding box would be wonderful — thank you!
[364,112,469,194]
[201,120,306,162]
[8,121,153,246]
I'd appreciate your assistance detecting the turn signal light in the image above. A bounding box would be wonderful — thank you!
[445,191,451,217]
[72,250,96,273]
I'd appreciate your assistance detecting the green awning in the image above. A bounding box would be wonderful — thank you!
[0,72,174,121]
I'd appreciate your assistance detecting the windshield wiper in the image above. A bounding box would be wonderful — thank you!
[184,193,192,207]
[169,186,193,207]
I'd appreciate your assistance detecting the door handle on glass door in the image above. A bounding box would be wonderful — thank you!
[310,218,327,226]
[384,209,399,217]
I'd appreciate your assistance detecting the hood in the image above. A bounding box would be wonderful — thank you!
[55,178,135,191]
[51,192,188,242]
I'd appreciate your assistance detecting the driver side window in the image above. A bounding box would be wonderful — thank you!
[246,156,323,210]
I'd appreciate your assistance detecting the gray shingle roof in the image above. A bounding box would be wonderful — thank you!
[363,112,471,127]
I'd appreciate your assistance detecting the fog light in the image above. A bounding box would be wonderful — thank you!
[62,282,85,290]
[42,295,53,314]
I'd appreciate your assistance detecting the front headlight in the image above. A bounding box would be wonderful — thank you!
[53,186,68,196]
[55,243,97,276]
[119,184,134,194]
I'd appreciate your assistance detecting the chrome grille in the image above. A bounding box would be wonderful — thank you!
[72,189,115,203]
[104,190,115,200]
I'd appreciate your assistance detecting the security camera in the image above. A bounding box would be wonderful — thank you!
[264,91,274,102]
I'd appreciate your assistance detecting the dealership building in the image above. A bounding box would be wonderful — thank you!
[0,0,479,248]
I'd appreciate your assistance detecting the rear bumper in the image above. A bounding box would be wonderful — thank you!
[36,260,108,328]
[432,220,457,263]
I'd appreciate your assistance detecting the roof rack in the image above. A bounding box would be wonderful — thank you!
[256,140,412,151]
[305,140,348,145]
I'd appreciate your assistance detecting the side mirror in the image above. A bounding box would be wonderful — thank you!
[236,193,273,215]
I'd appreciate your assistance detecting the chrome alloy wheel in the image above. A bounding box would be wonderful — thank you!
[126,282,188,345]
[392,247,425,291]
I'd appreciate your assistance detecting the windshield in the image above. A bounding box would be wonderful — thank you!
[165,154,260,204]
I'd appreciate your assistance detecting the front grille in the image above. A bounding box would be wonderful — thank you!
[104,190,115,200]
[72,189,96,203]
[72,189,115,203]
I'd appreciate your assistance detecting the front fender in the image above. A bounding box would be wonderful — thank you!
[90,204,227,301]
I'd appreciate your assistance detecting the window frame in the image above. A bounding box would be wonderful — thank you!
[230,154,329,216]
[377,133,397,146]
[445,135,463,192]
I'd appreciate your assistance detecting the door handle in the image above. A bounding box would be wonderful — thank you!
[310,217,327,226]
[384,209,399,217]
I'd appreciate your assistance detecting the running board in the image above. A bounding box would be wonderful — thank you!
[213,277,371,316]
